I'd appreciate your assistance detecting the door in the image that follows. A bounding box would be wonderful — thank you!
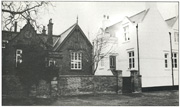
[122,77,132,93]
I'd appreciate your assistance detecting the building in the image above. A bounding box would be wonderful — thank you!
[2,18,93,77]
[93,15,118,75]
[94,3,179,87]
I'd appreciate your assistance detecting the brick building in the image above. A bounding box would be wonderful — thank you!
[2,18,93,77]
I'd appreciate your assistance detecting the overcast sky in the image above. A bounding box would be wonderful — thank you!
[21,2,178,41]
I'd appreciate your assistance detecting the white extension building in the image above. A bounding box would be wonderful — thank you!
[94,3,179,87]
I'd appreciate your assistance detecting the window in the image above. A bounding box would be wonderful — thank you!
[16,49,22,67]
[128,51,135,69]
[49,58,56,67]
[172,52,178,68]
[2,40,8,48]
[110,56,116,69]
[174,32,179,42]
[164,53,168,68]
[100,56,104,66]
[123,26,129,41]
[71,52,82,70]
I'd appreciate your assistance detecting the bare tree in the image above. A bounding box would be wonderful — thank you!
[2,1,53,32]
[92,28,117,74]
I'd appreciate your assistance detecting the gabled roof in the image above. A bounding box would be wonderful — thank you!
[165,16,178,27]
[53,23,76,51]
[53,23,92,51]
[129,9,149,23]
[106,9,149,31]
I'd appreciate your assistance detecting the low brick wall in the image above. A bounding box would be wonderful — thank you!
[58,75,119,96]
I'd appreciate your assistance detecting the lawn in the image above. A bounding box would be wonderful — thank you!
[2,90,179,106]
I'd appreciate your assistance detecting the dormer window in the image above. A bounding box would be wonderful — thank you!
[2,40,8,48]
[123,26,130,41]
[16,49,22,67]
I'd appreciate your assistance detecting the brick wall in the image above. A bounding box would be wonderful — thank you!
[58,75,120,96]
[2,75,25,98]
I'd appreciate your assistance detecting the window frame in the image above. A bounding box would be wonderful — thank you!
[16,49,23,67]
[109,55,116,69]
[2,40,8,48]
[70,52,82,70]
[164,53,169,68]
[123,25,130,41]
[128,51,135,69]
[48,58,56,67]
[172,52,178,69]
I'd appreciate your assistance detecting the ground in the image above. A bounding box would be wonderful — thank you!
[2,90,179,106]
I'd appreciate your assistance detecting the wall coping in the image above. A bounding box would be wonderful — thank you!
[58,75,116,77]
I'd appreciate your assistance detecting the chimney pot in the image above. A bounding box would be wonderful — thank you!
[42,26,46,35]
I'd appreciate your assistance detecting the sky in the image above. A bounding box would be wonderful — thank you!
[19,2,178,41]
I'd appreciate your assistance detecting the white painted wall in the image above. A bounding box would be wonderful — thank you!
[94,4,179,87]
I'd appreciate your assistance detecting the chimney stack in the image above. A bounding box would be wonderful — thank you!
[102,15,110,30]
[145,2,157,10]
[14,22,17,32]
[48,18,53,36]
[42,26,46,35]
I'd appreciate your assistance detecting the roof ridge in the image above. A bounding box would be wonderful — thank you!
[53,23,77,47]
[59,23,77,36]
[165,16,177,21]
[129,9,147,18]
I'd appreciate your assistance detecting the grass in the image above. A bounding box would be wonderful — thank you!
[2,90,179,106]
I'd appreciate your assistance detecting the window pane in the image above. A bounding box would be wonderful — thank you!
[129,63,131,68]
[78,53,81,60]
[132,52,134,56]
[129,59,131,63]
[174,53,177,57]
[78,62,81,68]
[165,64,167,68]
[133,62,135,68]
[133,58,134,63]
[175,64,177,68]
[75,53,77,60]
[174,59,177,64]
[129,52,131,57]
[75,64,77,68]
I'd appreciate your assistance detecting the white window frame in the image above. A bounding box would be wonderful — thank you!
[2,40,8,48]
[123,25,129,41]
[110,56,116,68]
[48,58,56,67]
[164,53,168,68]
[16,49,22,67]
[174,32,179,42]
[172,52,178,69]
[71,52,82,70]
[128,51,135,69]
